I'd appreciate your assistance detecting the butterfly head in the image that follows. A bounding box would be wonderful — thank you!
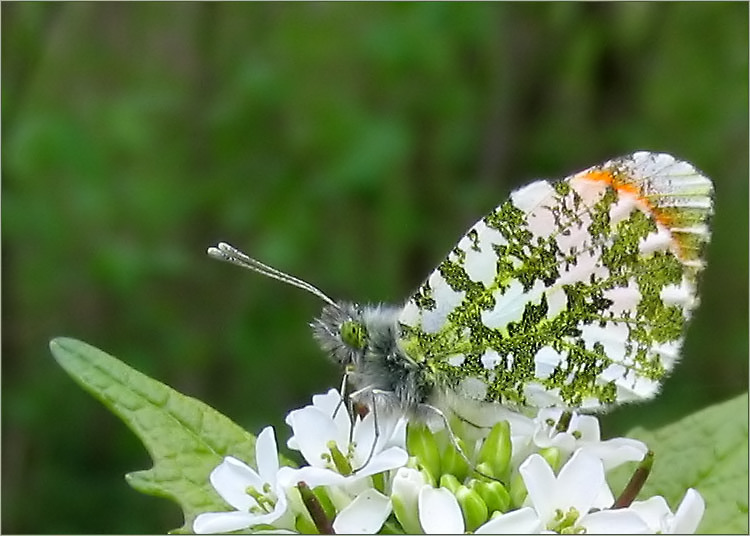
[312,302,369,368]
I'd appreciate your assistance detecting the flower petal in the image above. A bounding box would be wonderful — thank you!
[578,508,651,534]
[277,465,346,489]
[312,388,346,416]
[286,389,350,452]
[193,511,259,534]
[582,437,648,471]
[571,413,601,442]
[556,449,606,514]
[475,507,541,534]
[332,488,392,534]
[353,446,409,477]
[386,416,408,450]
[256,426,280,483]
[352,412,378,461]
[312,388,352,433]
[418,486,464,534]
[210,457,262,511]
[519,454,558,524]
[671,488,705,534]
[591,479,615,510]
[286,406,344,466]
[246,493,290,528]
[629,495,671,532]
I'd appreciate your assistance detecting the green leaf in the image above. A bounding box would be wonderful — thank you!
[50,337,295,533]
[609,392,748,534]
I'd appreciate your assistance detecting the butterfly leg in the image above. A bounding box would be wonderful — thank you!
[343,385,379,473]
[332,369,350,419]
[347,386,406,474]
[332,368,359,447]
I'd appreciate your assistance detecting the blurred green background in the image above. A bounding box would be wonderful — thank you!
[3,2,747,533]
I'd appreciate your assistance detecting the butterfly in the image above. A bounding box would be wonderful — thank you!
[208,151,713,426]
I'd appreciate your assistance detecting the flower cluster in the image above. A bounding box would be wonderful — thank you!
[193,390,704,534]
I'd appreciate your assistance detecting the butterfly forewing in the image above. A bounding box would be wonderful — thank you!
[398,152,713,411]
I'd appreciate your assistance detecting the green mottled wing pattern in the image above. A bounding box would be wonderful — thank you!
[397,152,713,410]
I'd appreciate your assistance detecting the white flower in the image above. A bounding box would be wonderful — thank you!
[513,408,648,471]
[193,427,291,534]
[629,488,705,533]
[519,449,651,533]
[190,390,706,535]
[283,388,408,488]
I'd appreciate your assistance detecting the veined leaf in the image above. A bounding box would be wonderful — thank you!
[609,392,748,534]
[50,337,295,534]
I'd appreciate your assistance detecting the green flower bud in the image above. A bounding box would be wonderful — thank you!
[539,447,562,472]
[439,473,461,494]
[441,436,471,481]
[456,485,489,532]
[407,422,441,481]
[475,461,495,480]
[477,420,511,480]
[471,479,511,514]
[509,472,527,508]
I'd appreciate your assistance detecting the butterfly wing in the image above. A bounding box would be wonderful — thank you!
[397,152,713,410]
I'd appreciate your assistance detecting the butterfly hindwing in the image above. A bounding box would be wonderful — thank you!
[398,152,713,410]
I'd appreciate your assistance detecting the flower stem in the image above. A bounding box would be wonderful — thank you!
[612,450,654,508]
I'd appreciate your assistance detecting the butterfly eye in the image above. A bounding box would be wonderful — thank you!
[340,320,368,350]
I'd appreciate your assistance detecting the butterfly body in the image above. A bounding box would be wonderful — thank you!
[312,303,434,414]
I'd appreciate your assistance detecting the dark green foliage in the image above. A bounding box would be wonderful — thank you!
[2,3,747,533]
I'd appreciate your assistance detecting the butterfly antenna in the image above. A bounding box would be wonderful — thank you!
[207,242,339,308]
